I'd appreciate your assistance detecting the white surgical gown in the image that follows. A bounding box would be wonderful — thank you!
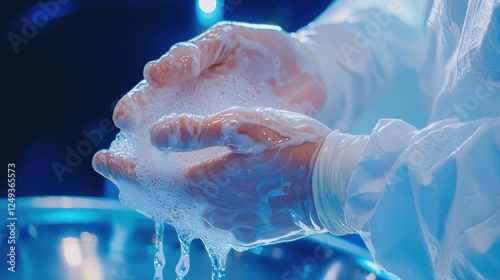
[296,0,500,278]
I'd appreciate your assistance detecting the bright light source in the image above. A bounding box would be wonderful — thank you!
[198,0,217,14]
[195,0,223,28]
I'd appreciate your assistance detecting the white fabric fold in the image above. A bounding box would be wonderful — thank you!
[312,130,368,235]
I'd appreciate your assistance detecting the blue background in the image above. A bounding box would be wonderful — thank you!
[2,0,332,197]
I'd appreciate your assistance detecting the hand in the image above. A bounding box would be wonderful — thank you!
[93,107,331,248]
[113,22,326,132]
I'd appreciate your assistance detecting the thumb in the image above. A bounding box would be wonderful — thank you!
[150,107,286,153]
[143,22,240,88]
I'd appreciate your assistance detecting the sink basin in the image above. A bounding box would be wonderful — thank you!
[0,196,395,280]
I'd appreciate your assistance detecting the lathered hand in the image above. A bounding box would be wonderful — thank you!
[94,107,332,247]
[113,22,326,132]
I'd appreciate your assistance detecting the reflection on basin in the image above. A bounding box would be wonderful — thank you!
[0,197,395,280]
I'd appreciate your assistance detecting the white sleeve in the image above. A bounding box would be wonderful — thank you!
[335,117,500,279]
[291,0,425,130]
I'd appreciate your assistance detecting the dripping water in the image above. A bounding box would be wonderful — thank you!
[175,235,192,280]
[153,217,166,280]
[208,247,230,280]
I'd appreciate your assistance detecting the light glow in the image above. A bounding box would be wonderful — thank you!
[62,237,83,267]
[198,0,217,14]
[196,0,223,27]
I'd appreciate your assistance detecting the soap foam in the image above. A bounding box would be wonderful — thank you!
[106,69,309,279]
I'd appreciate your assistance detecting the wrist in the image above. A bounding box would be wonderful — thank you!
[312,130,368,235]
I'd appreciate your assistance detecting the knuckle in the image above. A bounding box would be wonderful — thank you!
[212,21,233,29]
[208,21,238,36]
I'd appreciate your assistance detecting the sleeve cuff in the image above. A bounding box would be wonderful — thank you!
[312,130,368,235]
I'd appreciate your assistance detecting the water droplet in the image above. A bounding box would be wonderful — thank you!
[208,246,230,280]
[153,217,165,280]
[175,235,192,280]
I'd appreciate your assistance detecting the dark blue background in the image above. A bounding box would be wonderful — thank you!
[2,0,332,197]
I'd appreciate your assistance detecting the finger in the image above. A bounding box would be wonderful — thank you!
[115,22,237,131]
[143,43,202,88]
[112,81,150,131]
[92,151,176,223]
[92,150,138,184]
[149,112,225,151]
[144,22,239,88]
[150,107,286,153]
[113,98,138,131]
